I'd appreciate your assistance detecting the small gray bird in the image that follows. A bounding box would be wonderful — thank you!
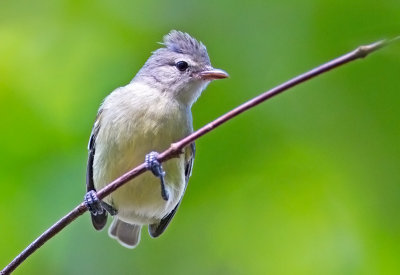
[84,30,228,248]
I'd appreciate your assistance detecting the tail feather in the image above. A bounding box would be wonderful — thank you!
[109,218,142,248]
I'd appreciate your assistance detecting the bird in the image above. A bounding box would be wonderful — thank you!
[84,30,228,248]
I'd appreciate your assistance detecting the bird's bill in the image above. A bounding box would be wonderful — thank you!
[198,68,229,80]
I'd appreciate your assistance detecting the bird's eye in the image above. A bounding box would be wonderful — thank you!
[176,61,189,71]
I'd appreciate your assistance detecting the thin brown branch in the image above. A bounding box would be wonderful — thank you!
[1,38,395,275]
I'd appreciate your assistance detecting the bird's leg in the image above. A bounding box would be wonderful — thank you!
[145,151,169,201]
[100,201,118,216]
[84,190,117,216]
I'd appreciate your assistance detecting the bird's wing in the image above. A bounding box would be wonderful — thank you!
[86,109,108,230]
[148,142,195,238]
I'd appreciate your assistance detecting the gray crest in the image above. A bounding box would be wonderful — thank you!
[161,30,211,65]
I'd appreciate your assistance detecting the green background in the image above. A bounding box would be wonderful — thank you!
[1,0,399,274]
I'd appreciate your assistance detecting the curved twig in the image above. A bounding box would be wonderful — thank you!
[1,37,396,275]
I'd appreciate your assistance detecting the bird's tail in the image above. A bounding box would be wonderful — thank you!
[109,218,142,248]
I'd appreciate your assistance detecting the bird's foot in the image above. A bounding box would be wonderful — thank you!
[84,190,104,216]
[145,151,169,201]
[84,190,117,216]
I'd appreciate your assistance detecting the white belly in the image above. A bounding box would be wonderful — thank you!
[105,154,186,225]
[92,85,191,225]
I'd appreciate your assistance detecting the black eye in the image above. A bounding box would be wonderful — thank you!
[176,61,189,71]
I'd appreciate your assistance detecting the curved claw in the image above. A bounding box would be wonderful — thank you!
[85,190,118,216]
[84,190,104,216]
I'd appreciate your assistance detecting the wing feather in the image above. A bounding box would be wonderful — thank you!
[86,109,108,230]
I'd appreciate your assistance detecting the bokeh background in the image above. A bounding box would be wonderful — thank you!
[1,0,399,274]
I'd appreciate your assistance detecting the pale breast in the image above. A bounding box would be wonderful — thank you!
[92,83,192,224]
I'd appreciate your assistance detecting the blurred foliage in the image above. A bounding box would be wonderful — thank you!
[1,0,400,274]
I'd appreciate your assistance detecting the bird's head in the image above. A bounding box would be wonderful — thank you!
[134,30,228,106]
